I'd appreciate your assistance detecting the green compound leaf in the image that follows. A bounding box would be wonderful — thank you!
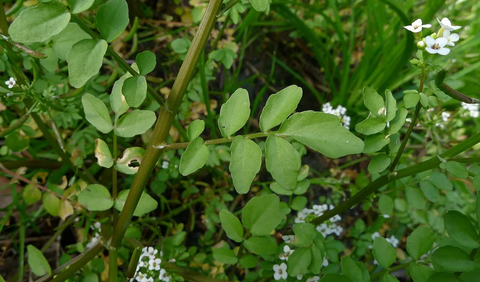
[243,236,277,255]
[388,108,408,135]
[78,184,114,211]
[212,248,238,265]
[372,237,396,269]
[249,0,268,12]
[122,76,148,108]
[110,73,131,117]
[363,87,385,118]
[229,136,262,194]
[385,89,397,123]
[67,0,95,14]
[341,256,363,282]
[355,118,386,135]
[278,111,364,158]
[8,3,71,44]
[96,0,129,42]
[445,161,468,179]
[218,88,250,137]
[368,154,390,174]
[428,172,453,191]
[115,110,156,138]
[179,137,209,176]
[219,209,244,243]
[136,50,157,75]
[404,93,420,108]
[378,195,394,216]
[431,246,475,273]
[406,226,434,261]
[67,39,108,88]
[23,184,41,205]
[27,245,51,276]
[444,210,480,249]
[363,134,390,154]
[187,120,205,141]
[405,186,425,210]
[114,189,158,217]
[51,23,91,61]
[265,135,300,190]
[259,85,302,132]
[287,247,311,277]
[425,273,460,282]
[82,93,113,134]
[42,192,60,216]
[115,147,145,175]
[240,254,258,269]
[419,180,440,202]
[95,138,113,168]
[242,194,282,236]
[408,263,434,282]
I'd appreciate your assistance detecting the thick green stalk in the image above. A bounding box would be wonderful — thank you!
[109,0,223,249]
[311,131,480,226]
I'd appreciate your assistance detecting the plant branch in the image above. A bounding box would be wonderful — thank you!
[109,0,224,249]
[161,131,271,150]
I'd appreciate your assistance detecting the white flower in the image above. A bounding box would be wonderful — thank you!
[330,214,342,223]
[404,19,431,33]
[306,276,320,282]
[441,112,450,122]
[387,236,399,248]
[316,223,329,237]
[442,30,460,46]
[332,225,343,236]
[161,161,169,169]
[273,263,288,280]
[312,204,328,216]
[282,235,294,244]
[5,77,15,89]
[437,17,461,31]
[461,102,479,118]
[159,269,171,282]
[148,258,162,271]
[279,245,294,261]
[383,214,390,218]
[322,257,329,266]
[425,36,450,55]
[371,232,381,240]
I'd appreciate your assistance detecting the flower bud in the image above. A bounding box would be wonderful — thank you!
[417,40,426,49]
[430,33,438,39]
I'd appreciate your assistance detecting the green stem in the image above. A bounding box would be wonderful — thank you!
[109,0,223,250]
[112,133,118,226]
[162,131,272,150]
[311,131,480,226]
[109,249,118,282]
[0,101,37,138]
[390,54,426,172]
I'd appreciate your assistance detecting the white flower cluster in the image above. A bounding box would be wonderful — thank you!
[435,112,451,129]
[370,232,399,248]
[461,102,479,118]
[294,204,343,237]
[322,102,351,129]
[272,262,320,281]
[404,17,462,56]
[131,247,171,282]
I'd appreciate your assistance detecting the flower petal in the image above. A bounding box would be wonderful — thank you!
[422,24,432,28]
[446,42,455,47]
[404,25,416,32]
[441,18,452,27]
[425,36,435,47]
[443,30,451,37]
[437,48,451,55]
[412,19,422,26]
[449,33,460,41]
[425,47,438,54]
[436,37,448,47]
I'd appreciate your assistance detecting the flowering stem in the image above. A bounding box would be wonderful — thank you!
[390,52,426,172]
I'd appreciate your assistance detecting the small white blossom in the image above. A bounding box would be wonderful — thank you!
[387,235,399,248]
[371,232,381,240]
[322,257,329,267]
[161,161,169,169]
[306,276,320,282]
[425,36,450,55]
[461,102,479,118]
[148,258,162,271]
[437,17,461,31]
[312,204,328,216]
[282,235,294,244]
[273,263,288,280]
[322,102,351,129]
[159,269,171,282]
[442,30,459,47]
[5,77,16,89]
[279,245,294,261]
[404,19,431,33]
[441,112,450,122]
